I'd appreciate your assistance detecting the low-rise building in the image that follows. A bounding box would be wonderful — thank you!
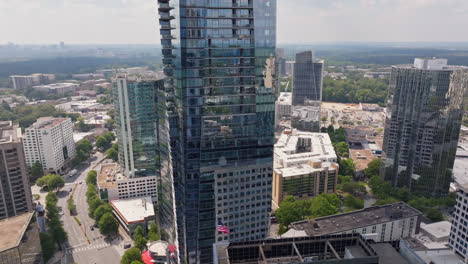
[0,212,42,264]
[214,233,384,264]
[32,83,79,95]
[291,105,321,132]
[110,197,155,236]
[23,117,75,173]
[273,130,338,206]
[97,163,157,202]
[284,202,422,243]
[10,73,55,90]
[275,92,292,126]
[71,73,105,81]
[420,221,451,242]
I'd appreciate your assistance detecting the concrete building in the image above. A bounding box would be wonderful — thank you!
[273,130,338,206]
[97,163,157,203]
[214,233,398,264]
[158,0,277,262]
[0,122,32,220]
[284,202,422,243]
[420,221,451,242]
[0,212,42,264]
[23,117,75,173]
[110,197,156,236]
[32,83,79,95]
[449,183,468,261]
[382,58,468,197]
[10,73,55,90]
[274,92,292,126]
[291,103,321,132]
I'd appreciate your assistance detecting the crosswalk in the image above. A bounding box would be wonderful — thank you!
[66,243,109,254]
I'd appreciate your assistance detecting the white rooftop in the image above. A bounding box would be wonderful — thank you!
[277,92,292,105]
[110,197,155,224]
[274,130,337,169]
[32,82,78,89]
[420,221,451,240]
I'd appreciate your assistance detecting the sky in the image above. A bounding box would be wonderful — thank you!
[1,0,468,44]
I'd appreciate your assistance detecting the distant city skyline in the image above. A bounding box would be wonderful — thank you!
[2,0,468,44]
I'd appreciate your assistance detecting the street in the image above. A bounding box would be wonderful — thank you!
[32,151,131,264]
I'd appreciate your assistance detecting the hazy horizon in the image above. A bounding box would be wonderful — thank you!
[2,0,468,45]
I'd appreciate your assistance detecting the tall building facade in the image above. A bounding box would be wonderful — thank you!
[0,121,32,220]
[23,117,75,173]
[112,73,180,259]
[449,184,468,261]
[292,50,323,105]
[382,58,468,197]
[158,0,277,263]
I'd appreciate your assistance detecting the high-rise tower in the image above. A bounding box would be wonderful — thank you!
[382,58,468,197]
[158,0,277,263]
[292,50,323,105]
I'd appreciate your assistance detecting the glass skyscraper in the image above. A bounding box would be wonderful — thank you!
[292,50,323,105]
[113,73,179,257]
[158,0,277,263]
[382,58,468,197]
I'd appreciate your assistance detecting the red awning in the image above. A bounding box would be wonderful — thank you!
[141,250,153,264]
[168,245,176,253]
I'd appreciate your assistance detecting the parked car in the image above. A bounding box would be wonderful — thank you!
[90,226,94,231]
[123,243,131,249]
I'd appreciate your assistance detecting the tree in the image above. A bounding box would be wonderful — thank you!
[148,222,159,241]
[130,261,143,264]
[339,159,355,177]
[77,117,87,132]
[37,174,65,191]
[134,235,147,251]
[39,232,55,262]
[86,170,97,185]
[106,147,118,161]
[373,197,399,206]
[133,226,145,239]
[99,213,119,236]
[344,195,364,210]
[88,196,104,218]
[67,197,76,214]
[94,204,113,222]
[426,208,444,222]
[319,193,341,208]
[96,136,111,149]
[364,158,381,178]
[335,142,349,156]
[121,247,141,264]
[76,139,93,154]
[31,161,43,179]
[342,182,367,197]
[310,196,339,217]
[275,196,305,228]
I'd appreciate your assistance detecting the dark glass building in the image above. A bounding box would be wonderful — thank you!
[158,0,277,263]
[292,50,323,105]
[382,58,468,197]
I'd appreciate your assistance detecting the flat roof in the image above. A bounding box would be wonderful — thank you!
[349,149,375,172]
[276,92,292,105]
[420,221,451,240]
[97,163,120,190]
[0,121,21,144]
[0,212,33,252]
[276,161,337,178]
[32,83,78,89]
[110,197,155,224]
[29,117,69,130]
[289,202,422,237]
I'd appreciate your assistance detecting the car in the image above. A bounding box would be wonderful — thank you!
[79,182,83,184]
[90,226,94,231]
[123,243,131,249]
[59,211,64,216]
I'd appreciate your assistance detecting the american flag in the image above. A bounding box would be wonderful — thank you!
[217,220,230,234]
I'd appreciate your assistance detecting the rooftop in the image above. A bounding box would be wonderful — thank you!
[349,149,375,172]
[395,58,468,71]
[0,121,21,144]
[32,82,78,89]
[275,130,337,169]
[288,202,422,237]
[29,117,69,130]
[213,233,379,264]
[97,163,120,190]
[110,197,155,224]
[347,243,408,264]
[0,212,33,252]
[420,221,451,241]
[277,92,292,105]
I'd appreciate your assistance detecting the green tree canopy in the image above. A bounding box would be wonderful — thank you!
[364,158,381,178]
[148,222,159,241]
[39,232,55,262]
[106,147,118,161]
[121,247,142,264]
[76,139,93,153]
[133,226,145,239]
[94,204,113,222]
[339,159,356,177]
[344,195,364,210]
[37,174,65,191]
[31,161,43,179]
[99,213,119,236]
[86,170,97,185]
[310,196,339,218]
[134,235,147,251]
[334,142,349,156]
[342,182,367,197]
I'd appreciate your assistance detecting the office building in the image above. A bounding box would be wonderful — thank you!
[23,117,75,173]
[449,184,468,261]
[272,129,338,206]
[0,121,32,220]
[113,73,165,177]
[10,73,55,90]
[97,163,157,202]
[110,197,156,236]
[274,92,292,126]
[0,212,42,264]
[158,0,277,262]
[32,83,79,95]
[214,233,389,264]
[283,202,422,243]
[292,51,323,105]
[382,58,468,197]
[291,103,321,132]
